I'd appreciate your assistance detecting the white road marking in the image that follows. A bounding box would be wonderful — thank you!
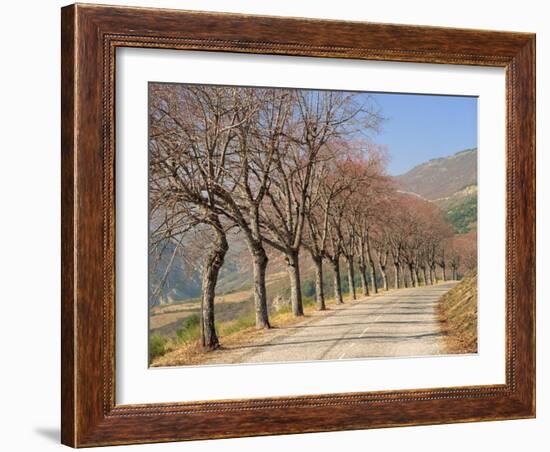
[338,296,418,359]
[359,310,386,338]
[360,325,371,338]
[338,294,403,359]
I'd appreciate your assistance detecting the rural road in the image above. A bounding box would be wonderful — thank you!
[203,281,458,365]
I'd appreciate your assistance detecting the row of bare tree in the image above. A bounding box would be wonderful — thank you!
[149,84,475,350]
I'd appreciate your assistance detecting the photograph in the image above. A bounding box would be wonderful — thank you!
[147,83,478,367]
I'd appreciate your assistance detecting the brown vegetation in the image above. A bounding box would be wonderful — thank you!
[439,274,478,354]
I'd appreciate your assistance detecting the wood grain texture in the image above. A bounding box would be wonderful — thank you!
[60,3,536,447]
[60,5,76,447]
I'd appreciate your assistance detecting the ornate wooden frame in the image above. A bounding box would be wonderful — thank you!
[61,3,535,447]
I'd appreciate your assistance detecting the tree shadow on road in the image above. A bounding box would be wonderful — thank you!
[230,330,448,350]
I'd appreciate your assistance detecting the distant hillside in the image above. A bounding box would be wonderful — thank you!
[149,231,251,307]
[149,231,306,307]
[149,239,202,306]
[436,185,477,233]
[395,148,477,200]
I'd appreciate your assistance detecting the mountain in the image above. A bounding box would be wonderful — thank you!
[395,148,477,200]
[440,185,477,233]
[395,148,478,234]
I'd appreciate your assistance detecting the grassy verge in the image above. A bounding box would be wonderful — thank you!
[149,292,353,367]
[439,275,478,354]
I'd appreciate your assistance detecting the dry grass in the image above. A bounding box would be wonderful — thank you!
[149,303,200,330]
[150,291,362,367]
[149,271,293,336]
[439,275,478,354]
[151,340,205,367]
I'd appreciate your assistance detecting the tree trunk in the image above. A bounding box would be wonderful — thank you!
[359,263,369,296]
[380,265,388,291]
[393,262,400,289]
[345,255,357,300]
[367,264,377,293]
[249,243,271,329]
[246,208,271,328]
[312,255,326,310]
[358,241,369,296]
[423,266,430,286]
[329,257,343,304]
[378,251,389,291]
[430,265,437,284]
[286,250,304,316]
[441,263,447,281]
[408,264,417,288]
[200,226,228,350]
[414,267,421,286]
[366,237,378,294]
[401,263,409,288]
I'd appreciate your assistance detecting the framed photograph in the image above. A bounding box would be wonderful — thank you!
[61,3,535,447]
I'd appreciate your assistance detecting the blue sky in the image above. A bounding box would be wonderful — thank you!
[366,93,477,175]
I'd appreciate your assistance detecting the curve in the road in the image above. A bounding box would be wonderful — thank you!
[202,281,458,366]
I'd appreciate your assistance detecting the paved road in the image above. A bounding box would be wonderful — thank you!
[203,281,458,365]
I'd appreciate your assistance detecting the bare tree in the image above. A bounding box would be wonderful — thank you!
[353,160,392,294]
[437,248,448,281]
[261,91,380,316]
[303,143,379,307]
[368,197,396,291]
[205,87,296,329]
[341,213,358,300]
[325,194,347,304]
[149,84,235,348]
[303,145,358,309]
[377,246,390,290]
[151,85,299,330]
[446,230,477,279]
